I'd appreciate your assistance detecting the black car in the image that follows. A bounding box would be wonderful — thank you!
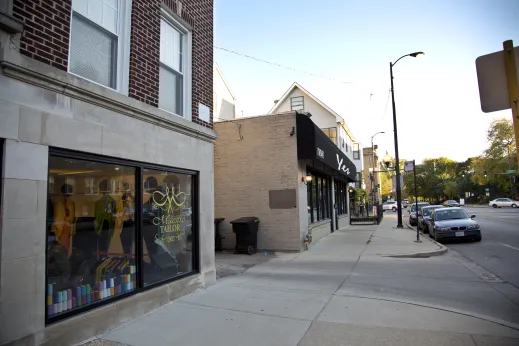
[429,207,481,242]
[417,205,443,233]
[443,200,460,207]
[408,202,430,226]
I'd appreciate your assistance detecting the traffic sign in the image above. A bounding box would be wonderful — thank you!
[506,169,516,174]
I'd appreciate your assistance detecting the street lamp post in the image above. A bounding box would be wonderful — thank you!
[371,131,385,206]
[389,51,424,228]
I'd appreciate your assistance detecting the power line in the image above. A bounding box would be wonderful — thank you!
[214,45,352,85]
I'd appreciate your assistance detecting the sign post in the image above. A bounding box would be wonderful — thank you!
[404,160,421,243]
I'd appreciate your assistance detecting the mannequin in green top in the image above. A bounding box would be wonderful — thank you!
[95,179,116,256]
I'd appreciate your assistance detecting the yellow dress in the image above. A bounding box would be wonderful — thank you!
[52,200,76,254]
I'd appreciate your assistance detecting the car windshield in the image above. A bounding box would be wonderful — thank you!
[422,207,439,216]
[411,203,428,212]
[434,209,469,221]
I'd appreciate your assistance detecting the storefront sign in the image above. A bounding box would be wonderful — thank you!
[317,147,325,159]
[296,113,357,181]
[152,187,187,243]
[336,154,350,175]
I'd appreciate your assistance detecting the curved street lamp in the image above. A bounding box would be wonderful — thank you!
[390,52,424,228]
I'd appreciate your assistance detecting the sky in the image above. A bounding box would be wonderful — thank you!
[214,0,519,164]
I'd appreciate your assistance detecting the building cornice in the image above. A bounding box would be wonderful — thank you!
[0,50,218,143]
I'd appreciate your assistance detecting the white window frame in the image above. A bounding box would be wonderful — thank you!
[159,9,192,121]
[68,0,132,94]
[290,96,304,111]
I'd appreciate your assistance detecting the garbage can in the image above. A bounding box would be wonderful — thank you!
[230,217,260,255]
[214,218,225,252]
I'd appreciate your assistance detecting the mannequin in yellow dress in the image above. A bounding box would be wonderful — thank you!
[52,184,76,255]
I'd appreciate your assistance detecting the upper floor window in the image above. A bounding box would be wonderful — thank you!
[159,14,192,119]
[291,96,304,111]
[353,143,360,159]
[322,127,337,145]
[69,0,131,92]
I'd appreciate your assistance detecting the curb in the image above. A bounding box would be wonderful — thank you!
[334,293,519,333]
[384,218,448,258]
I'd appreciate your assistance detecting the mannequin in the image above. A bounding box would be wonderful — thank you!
[52,184,76,255]
[94,180,116,257]
[120,182,135,256]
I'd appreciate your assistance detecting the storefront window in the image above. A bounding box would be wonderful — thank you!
[142,170,194,286]
[307,171,331,223]
[45,153,198,321]
[46,157,136,319]
[335,180,348,216]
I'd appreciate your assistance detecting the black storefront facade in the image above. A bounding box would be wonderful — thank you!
[296,113,357,236]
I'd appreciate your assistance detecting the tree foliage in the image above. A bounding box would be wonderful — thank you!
[397,118,517,203]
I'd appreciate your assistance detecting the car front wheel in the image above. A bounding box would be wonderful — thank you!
[392,207,396,212]
[492,204,498,208]
[512,204,517,208]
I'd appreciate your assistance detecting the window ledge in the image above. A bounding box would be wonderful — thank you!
[0,50,217,143]
[0,11,23,33]
[308,219,331,230]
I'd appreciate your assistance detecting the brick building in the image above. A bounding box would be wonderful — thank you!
[214,112,357,252]
[0,1,216,345]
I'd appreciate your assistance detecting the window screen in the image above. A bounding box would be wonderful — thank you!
[69,14,117,88]
[159,19,184,116]
[291,96,304,111]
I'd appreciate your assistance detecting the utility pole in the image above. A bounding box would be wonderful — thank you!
[503,40,519,171]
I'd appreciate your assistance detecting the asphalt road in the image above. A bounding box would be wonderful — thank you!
[397,210,519,326]
[448,206,519,287]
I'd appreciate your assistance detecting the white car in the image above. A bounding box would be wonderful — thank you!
[489,198,518,208]
[382,201,399,212]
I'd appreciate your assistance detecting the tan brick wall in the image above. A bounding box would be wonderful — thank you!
[214,113,302,251]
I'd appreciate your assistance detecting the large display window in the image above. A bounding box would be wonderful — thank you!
[142,170,193,286]
[45,151,197,322]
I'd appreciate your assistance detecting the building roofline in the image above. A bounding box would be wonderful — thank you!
[268,82,356,142]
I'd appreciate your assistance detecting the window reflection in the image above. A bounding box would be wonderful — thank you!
[142,170,193,286]
[46,157,136,318]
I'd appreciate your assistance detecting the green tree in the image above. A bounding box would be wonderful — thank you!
[470,119,517,198]
[444,181,459,199]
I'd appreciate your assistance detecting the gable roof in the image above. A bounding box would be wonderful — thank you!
[268,82,356,141]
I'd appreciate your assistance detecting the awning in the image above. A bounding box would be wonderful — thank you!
[296,113,357,181]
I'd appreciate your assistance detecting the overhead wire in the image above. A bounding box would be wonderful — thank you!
[214,45,353,85]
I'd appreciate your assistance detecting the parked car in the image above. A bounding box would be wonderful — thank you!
[488,198,518,208]
[418,205,443,233]
[429,207,481,242]
[382,201,398,212]
[408,202,430,226]
[443,200,460,207]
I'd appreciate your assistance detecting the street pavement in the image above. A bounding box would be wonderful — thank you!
[448,206,519,288]
[82,213,519,346]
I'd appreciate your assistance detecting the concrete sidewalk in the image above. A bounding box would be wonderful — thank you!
[81,215,519,346]
[364,212,447,258]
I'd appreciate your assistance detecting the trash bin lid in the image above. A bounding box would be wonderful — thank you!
[230,216,260,224]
